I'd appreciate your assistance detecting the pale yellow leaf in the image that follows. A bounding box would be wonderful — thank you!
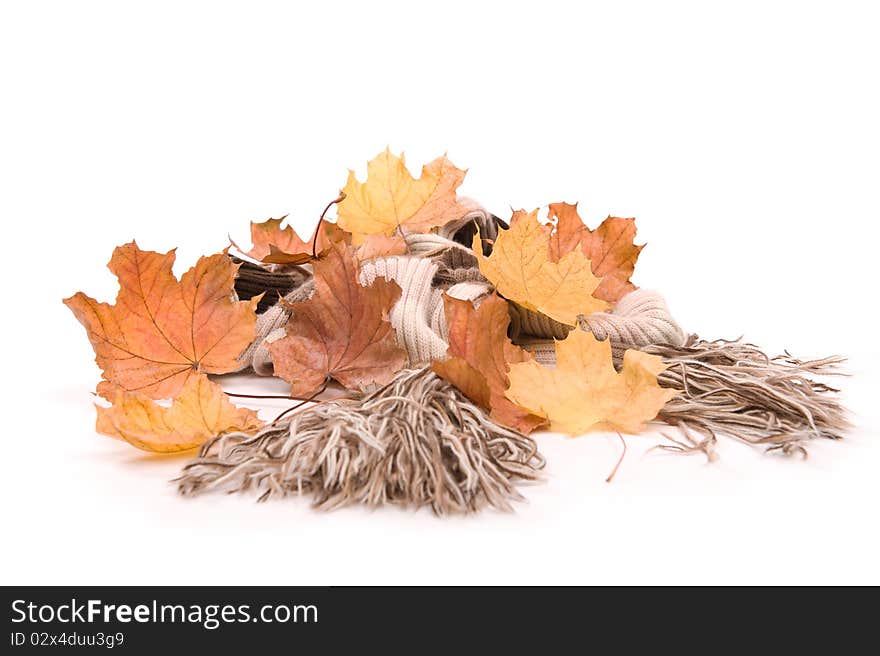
[472,209,608,326]
[505,330,678,435]
[96,374,263,453]
[338,148,468,243]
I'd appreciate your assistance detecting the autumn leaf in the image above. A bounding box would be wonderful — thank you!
[269,239,407,396]
[237,215,314,264]
[64,242,260,399]
[356,233,408,260]
[547,202,643,303]
[506,330,678,435]
[96,373,262,453]
[237,215,345,265]
[432,294,547,434]
[472,209,608,326]
[338,148,468,243]
[434,358,492,407]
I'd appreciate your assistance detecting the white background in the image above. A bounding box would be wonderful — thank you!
[2,1,878,585]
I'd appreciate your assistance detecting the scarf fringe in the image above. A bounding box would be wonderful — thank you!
[177,368,545,515]
[642,336,850,459]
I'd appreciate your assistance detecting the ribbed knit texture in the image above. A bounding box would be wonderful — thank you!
[233,203,686,373]
[358,256,447,364]
[510,289,686,366]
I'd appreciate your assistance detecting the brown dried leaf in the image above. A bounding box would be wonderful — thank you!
[432,293,547,434]
[269,240,407,396]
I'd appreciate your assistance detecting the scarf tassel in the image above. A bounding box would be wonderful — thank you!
[178,368,545,515]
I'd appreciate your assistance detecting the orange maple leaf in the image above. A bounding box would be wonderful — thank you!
[356,233,408,260]
[432,293,547,434]
[547,202,644,303]
[96,373,262,453]
[244,215,311,263]
[64,242,260,399]
[269,240,408,396]
[237,215,339,265]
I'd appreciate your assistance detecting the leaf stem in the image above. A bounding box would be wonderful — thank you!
[271,382,328,423]
[225,391,315,402]
[396,223,412,255]
[605,431,627,483]
[312,192,347,258]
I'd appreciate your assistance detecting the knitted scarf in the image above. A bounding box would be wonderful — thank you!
[177,206,848,514]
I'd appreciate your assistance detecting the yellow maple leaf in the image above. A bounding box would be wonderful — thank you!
[96,373,263,453]
[472,209,609,326]
[505,330,678,435]
[338,148,468,243]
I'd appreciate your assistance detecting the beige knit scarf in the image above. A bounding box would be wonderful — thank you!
[236,237,687,373]
[233,203,846,454]
[177,205,847,514]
